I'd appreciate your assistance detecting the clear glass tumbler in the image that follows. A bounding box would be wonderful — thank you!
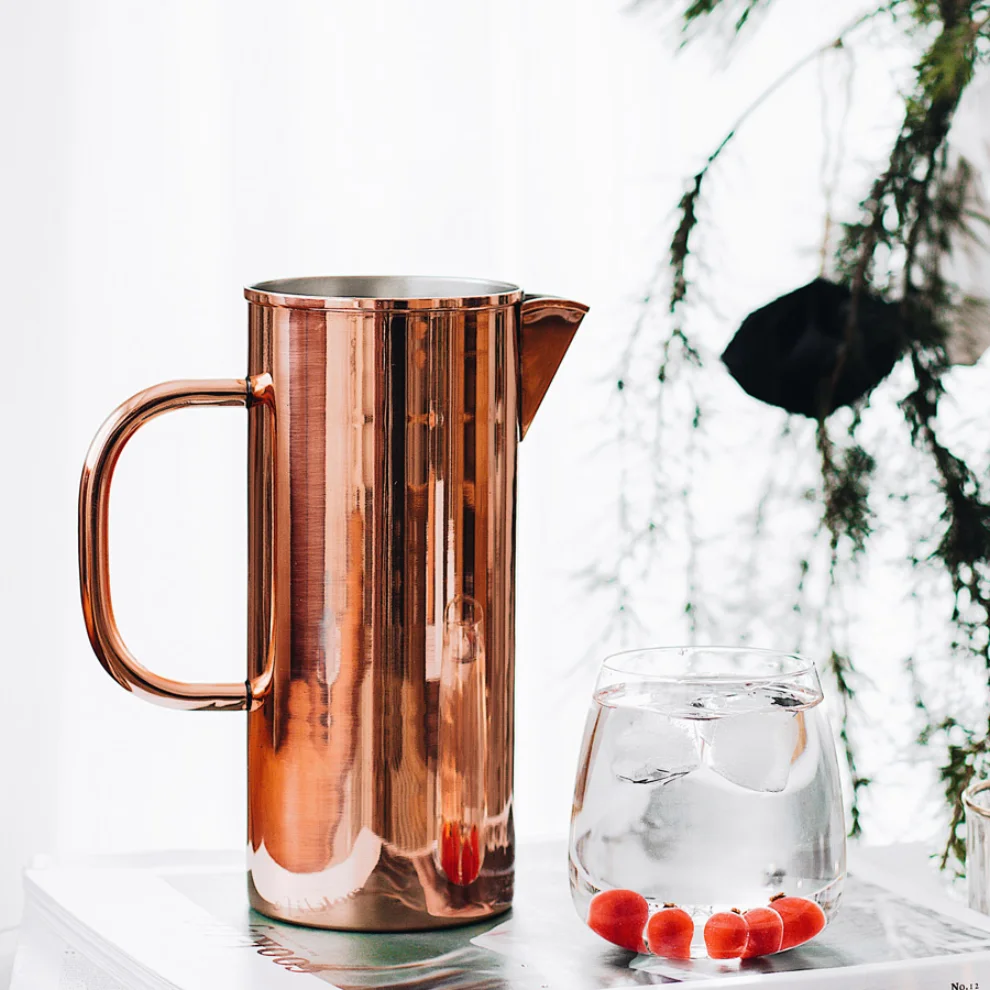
[965,779,990,914]
[569,647,846,962]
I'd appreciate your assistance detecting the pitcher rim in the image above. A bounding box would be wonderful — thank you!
[245,275,525,311]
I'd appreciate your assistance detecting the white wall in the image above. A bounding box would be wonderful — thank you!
[2,0,937,933]
[0,0,72,937]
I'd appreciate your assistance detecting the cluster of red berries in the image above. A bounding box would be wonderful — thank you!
[586,889,826,960]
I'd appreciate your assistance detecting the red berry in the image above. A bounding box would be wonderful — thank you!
[646,906,694,960]
[742,907,784,958]
[703,911,749,959]
[587,889,649,952]
[771,896,826,950]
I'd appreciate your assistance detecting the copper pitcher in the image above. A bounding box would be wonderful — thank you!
[78,277,587,931]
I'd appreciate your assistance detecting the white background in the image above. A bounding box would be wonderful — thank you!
[2,0,980,940]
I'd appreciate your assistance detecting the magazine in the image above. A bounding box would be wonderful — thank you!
[11,843,990,989]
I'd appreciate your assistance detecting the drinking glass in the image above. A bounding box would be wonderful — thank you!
[965,779,990,914]
[569,647,845,962]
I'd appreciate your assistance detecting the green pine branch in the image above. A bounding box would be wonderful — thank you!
[618,0,990,864]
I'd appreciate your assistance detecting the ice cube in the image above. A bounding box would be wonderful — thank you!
[610,709,700,785]
[617,766,693,785]
[702,709,798,792]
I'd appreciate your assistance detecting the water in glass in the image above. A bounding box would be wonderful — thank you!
[569,648,845,961]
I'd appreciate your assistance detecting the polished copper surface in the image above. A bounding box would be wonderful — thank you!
[79,375,275,711]
[244,275,524,312]
[77,276,588,930]
[518,295,588,440]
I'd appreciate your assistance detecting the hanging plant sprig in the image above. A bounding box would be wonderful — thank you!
[622,0,990,861]
[655,4,895,831]
[835,1,990,865]
[669,7,886,321]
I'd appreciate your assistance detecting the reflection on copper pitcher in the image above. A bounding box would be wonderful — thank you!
[438,595,487,887]
[78,277,588,931]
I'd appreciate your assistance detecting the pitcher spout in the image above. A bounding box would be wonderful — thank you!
[517,295,589,439]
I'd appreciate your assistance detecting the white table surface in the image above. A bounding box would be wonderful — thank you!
[0,842,971,989]
[0,929,18,990]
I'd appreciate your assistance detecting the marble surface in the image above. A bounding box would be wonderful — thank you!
[0,928,17,990]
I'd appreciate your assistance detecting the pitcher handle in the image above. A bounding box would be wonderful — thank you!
[78,375,275,711]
